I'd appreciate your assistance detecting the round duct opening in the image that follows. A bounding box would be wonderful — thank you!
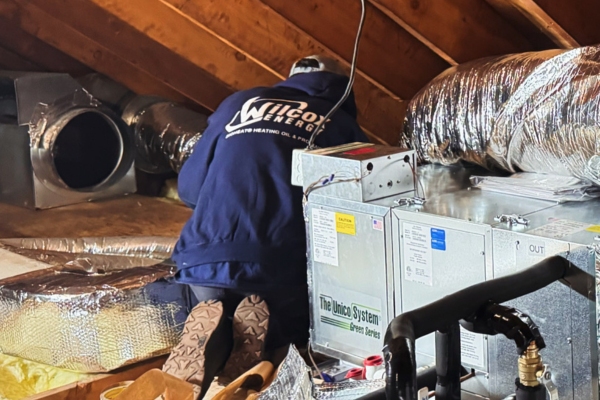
[51,112,123,189]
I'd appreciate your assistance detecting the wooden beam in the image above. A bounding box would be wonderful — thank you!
[19,0,237,112]
[368,0,539,65]
[486,0,578,49]
[0,0,195,106]
[0,45,45,71]
[47,0,280,90]
[163,0,405,145]
[0,16,91,76]
[531,0,600,45]
[259,0,449,100]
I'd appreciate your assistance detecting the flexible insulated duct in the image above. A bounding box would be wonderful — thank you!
[122,95,208,174]
[402,45,600,185]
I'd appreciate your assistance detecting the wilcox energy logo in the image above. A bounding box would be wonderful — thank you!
[319,294,382,340]
[225,97,329,136]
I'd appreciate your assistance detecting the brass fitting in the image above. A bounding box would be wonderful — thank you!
[518,342,543,387]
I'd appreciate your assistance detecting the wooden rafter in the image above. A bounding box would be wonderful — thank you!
[0,45,44,71]
[162,0,404,145]
[486,0,578,49]
[258,0,449,100]
[368,0,538,65]
[527,0,599,45]
[0,0,195,106]
[19,0,237,112]
[0,16,91,76]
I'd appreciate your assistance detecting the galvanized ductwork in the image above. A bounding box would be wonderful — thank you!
[402,45,600,185]
[0,71,136,209]
[122,95,208,174]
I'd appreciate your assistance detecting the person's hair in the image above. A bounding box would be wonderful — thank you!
[289,55,347,77]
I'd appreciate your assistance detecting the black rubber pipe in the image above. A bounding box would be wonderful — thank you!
[435,322,461,400]
[384,255,570,400]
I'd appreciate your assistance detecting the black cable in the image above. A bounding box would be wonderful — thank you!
[306,0,366,149]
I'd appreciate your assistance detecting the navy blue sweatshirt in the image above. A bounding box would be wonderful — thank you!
[172,71,368,290]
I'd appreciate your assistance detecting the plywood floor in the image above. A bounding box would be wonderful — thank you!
[0,195,192,239]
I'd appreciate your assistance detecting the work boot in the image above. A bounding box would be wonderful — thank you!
[221,295,270,380]
[162,300,230,397]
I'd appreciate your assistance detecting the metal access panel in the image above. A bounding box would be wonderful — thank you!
[389,188,558,397]
[489,200,600,400]
[306,194,394,364]
[392,210,492,370]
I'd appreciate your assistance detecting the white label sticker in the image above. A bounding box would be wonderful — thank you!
[318,285,383,347]
[527,240,546,257]
[311,208,339,266]
[460,327,486,369]
[403,222,433,286]
[528,218,591,239]
[418,387,429,400]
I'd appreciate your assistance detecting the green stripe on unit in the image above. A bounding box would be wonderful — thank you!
[321,316,351,330]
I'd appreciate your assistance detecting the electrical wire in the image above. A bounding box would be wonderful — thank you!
[307,341,326,381]
[408,159,426,200]
[306,0,366,149]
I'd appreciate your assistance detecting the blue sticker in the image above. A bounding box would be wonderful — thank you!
[431,239,446,251]
[430,228,446,240]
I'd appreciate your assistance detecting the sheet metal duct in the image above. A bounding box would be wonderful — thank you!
[122,95,208,174]
[402,45,600,185]
[0,71,136,209]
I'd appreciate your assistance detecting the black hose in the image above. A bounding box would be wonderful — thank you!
[435,322,461,400]
[355,366,438,400]
[384,255,571,400]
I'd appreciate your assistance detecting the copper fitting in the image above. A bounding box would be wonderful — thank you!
[518,342,543,387]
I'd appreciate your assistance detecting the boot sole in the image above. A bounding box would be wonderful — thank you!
[162,299,224,387]
[221,295,269,379]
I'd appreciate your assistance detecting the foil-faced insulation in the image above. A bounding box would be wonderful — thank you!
[122,95,208,174]
[403,45,600,185]
[257,345,385,400]
[0,237,187,373]
[257,345,313,400]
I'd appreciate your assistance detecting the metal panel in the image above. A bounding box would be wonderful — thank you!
[307,194,394,364]
[394,187,555,225]
[301,144,415,202]
[392,210,492,377]
[0,125,34,208]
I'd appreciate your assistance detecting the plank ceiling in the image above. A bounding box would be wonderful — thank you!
[1,0,598,145]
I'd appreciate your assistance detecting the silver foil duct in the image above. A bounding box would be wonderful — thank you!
[0,237,188,373]
[258,345,313,400]
[402,49,562,167]
[313,380,385,399]
[122,95,208,174]
[0,236,176,259]
[403,45,600,185]
[257,345,385,400]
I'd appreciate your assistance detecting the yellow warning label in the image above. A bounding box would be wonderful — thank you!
[335,213,356,235]
[586,225,600,233]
